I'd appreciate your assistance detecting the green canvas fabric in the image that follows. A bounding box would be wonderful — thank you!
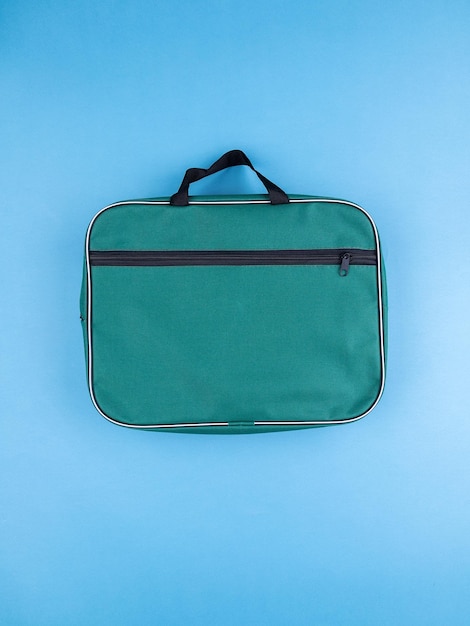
[81,194,386,433]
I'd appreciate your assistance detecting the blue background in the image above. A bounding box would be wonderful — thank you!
[2,1,469,624]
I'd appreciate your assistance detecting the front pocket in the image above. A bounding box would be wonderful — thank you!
[87,253,383,427]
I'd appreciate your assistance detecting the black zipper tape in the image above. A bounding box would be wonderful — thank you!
[89,249,376,276]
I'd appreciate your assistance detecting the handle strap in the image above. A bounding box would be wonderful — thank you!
[169,149,289,206]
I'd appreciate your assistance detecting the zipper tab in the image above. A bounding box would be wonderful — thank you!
[339,253,351,276]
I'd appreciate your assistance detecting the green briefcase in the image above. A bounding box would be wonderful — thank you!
[80,150,387,433]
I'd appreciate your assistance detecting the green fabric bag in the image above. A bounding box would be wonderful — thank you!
[81,150,387,433]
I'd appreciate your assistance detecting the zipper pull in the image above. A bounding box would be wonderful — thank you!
[339,253,351,276]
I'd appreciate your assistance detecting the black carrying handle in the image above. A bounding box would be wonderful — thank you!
[169,149,289,206]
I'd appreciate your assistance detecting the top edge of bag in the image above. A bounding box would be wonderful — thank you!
[88,196,374,224]
[97,194,348,205]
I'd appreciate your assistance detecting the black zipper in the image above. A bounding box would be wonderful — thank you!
[89,248,377,276]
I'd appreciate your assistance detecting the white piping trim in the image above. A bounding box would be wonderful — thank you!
[85,198,386,429]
